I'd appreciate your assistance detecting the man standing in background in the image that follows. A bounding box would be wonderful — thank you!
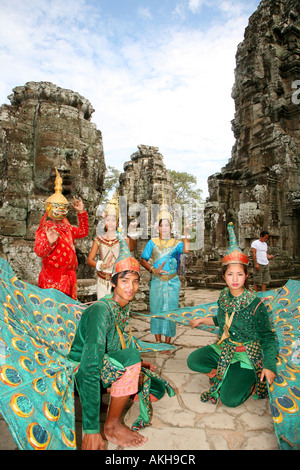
[251,230,274,292]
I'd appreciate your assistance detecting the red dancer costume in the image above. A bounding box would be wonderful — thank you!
[34,169,89,300]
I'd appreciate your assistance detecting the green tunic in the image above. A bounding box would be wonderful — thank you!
[68,298,140,433]
[200,287,278,403]
[214,287,278,373]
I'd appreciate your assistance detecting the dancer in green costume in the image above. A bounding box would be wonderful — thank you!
[68,234,174,450]
[187,223,277,406]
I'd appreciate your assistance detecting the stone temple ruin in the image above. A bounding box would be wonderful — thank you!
[0,0,300,304]
[0,81,106,287]
[119,144,177,250]
[199,0,300,288]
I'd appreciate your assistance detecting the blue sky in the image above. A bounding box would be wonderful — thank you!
[0,0,261,198]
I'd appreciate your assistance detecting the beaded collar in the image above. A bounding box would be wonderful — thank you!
[97,235,119,247]
[152,238,178,249]
[108,298,130,331]
[218,287,257,314]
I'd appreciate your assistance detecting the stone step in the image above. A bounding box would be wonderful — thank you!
[206,282,226,289]
[204,260,222,267]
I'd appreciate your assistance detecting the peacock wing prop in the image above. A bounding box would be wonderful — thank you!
[2,256,300,450]
[0,258,175,449]
[137,302,219,333]
[257,281,300,450]
[0,257,84,450]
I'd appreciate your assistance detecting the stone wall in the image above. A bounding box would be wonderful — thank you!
[204,0,300,278]
[0,81,105,282]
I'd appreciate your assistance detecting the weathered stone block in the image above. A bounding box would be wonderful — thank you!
[204,0,300,274]
[0,81,105,281]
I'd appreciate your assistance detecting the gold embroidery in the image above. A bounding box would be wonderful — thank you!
[115,323,132,349]
[217,310,236,345]
[152,238,177,249]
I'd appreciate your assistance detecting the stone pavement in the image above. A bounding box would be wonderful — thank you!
[0,288,279,451]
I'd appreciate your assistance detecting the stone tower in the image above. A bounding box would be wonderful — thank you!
[204,0,300,278]
[0,81,105,281]
[119,145,178,251]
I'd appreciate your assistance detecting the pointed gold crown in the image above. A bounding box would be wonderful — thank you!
[46,168,69,205]
[104,190,119,220]
[158,188,172,225]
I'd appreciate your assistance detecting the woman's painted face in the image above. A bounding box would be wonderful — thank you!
[223,263,248,296]
[159,219,171,238]
[104,215,117,231]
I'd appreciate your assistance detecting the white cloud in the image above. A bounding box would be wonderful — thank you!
[0,0,259,198]
[188,0,205,13]
[137,7,152,20]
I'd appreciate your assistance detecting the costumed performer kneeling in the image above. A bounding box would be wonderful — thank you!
[187,222,277,407]
[68,235,175,450]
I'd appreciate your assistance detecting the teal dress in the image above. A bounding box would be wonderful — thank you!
[141,238,184,337]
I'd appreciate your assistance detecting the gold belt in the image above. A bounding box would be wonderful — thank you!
[97,270,112,281]
[152,272,177,282]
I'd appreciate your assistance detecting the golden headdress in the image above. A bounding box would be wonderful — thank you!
[45,168,69,220]
[104,190,119,220]
[46,168,69,206]
[158,189,172,226]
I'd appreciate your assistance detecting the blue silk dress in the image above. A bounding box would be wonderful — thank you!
[141,238,184,337]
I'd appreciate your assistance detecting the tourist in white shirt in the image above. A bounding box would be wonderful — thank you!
[251,231,274,292]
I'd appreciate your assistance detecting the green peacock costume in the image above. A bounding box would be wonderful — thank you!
[187,223,277,406]
[0,233,174,450]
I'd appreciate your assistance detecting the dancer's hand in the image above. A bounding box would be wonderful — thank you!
[154,261,167,276]
[46,226,59,246]
[189,316,215,328]
[142,360,156,371]
[183,221,194,236]
[189,318,204,328]
[72,196,84,213]
[102,253,114,269]
[82,432,105,450]
[261,368,276,385]
[128,219,138,233]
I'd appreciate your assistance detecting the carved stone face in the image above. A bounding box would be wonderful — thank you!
[0,81,106,284]
[1,83,105,221]
[34,137,81,196]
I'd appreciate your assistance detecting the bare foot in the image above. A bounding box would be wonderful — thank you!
[103,422,148,448]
